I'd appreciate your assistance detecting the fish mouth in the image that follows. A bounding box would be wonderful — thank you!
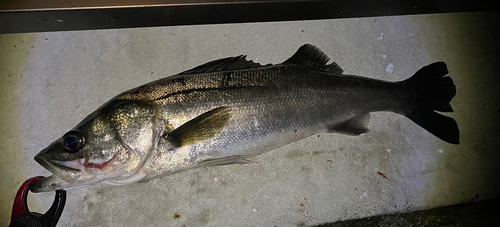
[29,175,68,193]
[34,154,83,183]
[31,155,115,193]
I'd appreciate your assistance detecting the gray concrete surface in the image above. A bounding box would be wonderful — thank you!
[319,199,500,227]
[1,12,499,227]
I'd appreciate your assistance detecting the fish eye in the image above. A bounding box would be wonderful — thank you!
[62,131,85,153]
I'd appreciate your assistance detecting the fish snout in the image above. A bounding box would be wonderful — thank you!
[34,154,83,183]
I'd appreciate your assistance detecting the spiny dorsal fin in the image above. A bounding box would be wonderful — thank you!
[282,44,344,74]
[178,56,266,75]
[167,106,232,147]
[328,114,370,135]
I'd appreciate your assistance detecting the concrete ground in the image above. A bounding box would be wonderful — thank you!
[1,11,499,227]
[318,199,500,227]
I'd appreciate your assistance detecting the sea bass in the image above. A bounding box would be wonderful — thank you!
[31,44,459,192]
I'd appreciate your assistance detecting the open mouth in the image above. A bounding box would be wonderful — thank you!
[82,153,119,170]
[34,152,121,182]
[34,155,83,183]
[31,154,117,193]
[29,175,68,193]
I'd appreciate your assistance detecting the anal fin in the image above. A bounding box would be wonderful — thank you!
[328,114,370,136]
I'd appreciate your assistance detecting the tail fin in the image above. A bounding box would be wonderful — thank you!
[402,62,460,144]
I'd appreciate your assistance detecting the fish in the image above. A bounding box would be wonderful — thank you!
[30,44,459,193]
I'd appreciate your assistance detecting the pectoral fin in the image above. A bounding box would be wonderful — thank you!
[328,114,370,136]
[168,106,232,147]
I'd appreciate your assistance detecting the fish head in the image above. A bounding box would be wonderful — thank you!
[31,100,160,192]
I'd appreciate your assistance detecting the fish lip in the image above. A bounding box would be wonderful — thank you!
[34,155,82,183]
[29,175,66,193]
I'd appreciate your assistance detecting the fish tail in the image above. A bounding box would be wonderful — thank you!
[401,62,459,144]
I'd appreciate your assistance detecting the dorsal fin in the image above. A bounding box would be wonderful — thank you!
[282,44,344,74]
[178,55,266,75]
[179,44,343,75]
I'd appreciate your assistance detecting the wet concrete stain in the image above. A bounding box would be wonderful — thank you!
[286,150,325,159]
[0,34,38,227]
[419,13,500,209]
